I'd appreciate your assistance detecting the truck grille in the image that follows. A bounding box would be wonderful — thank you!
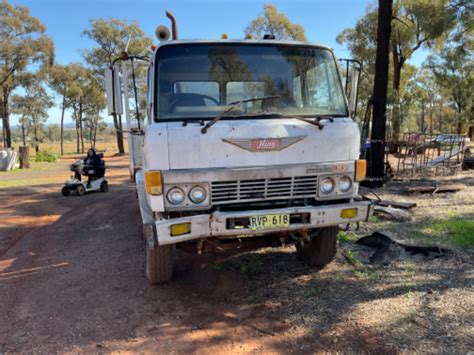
[211,175,318,204]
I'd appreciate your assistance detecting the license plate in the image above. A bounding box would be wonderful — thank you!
[249,214,290,231]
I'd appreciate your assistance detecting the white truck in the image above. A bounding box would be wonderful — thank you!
[106,13,372,284]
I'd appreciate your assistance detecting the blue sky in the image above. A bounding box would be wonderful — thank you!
[9,0,427,125]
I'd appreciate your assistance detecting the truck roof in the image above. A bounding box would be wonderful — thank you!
[154,39,334,53]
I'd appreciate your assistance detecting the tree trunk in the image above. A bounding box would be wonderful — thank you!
[93,121,98,148]
[34,124,39,153]
[89,120,93,148]
[420,101,425,133]
[21,123,26,146]
[429,103,433,136]
[60,96,65,156]
[79,101,84,154]
[368,0,393,183]
[391,49,405,141]
[2,90,12,148]
[75,111,80,154]
[457,106,462,134]
[19,146,30,169]
[113,112,125,154]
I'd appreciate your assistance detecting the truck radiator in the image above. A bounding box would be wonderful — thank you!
[211,175,318,204]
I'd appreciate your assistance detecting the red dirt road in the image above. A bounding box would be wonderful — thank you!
[0,157,327,353]
[1,156,472,353]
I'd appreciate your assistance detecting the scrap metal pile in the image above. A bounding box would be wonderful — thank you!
[390,133,469,178]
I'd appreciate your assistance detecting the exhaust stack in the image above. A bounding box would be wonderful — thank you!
[166,11,178,40]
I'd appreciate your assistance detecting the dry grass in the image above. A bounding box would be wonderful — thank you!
[12,135,128,157]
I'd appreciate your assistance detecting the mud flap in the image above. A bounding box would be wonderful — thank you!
[135,170,154,225]
[143,223,156,249]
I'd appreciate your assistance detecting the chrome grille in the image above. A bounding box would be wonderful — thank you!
[211,175,318,204]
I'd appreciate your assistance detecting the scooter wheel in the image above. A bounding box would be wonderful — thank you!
[100,181,109,192]
[76,184,86,196]
[61,186,70,196]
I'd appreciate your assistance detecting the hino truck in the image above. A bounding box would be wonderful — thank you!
[105,12,372,284]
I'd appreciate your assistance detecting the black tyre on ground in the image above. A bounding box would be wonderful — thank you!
[61,186,70,196]
[100,181,109,192]
[296,226,339,267]
[76,184,86,196]
[146,244,174,284]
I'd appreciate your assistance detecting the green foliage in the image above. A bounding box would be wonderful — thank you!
[426,44,473,131]
[338,230,357,243]
[412,216,474,249]
[35,150,59,163]
[337,0,458,138]
[0,0,55,148]
[81,18,152,70]
[245,4,306,41]
[11,77,54,150]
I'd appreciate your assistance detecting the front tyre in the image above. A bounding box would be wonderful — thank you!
[146,244,174,284]
[76,184,86,196]
[296,226,338,267]
[61,186,70,196]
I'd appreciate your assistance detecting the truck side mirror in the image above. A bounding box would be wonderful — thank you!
[105,68,124,116]
[339,59,362,119]
[348,64,361,119]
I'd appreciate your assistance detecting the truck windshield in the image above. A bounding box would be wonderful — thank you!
[155,43,348,120]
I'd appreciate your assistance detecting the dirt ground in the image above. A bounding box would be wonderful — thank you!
[0,156,473,353]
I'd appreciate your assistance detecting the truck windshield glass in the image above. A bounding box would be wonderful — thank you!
[155,43,348,120]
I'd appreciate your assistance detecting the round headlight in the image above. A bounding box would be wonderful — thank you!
[320,177,335,194]
[189,186,207,203]
[337,176,352,193]
[167,187,185,205]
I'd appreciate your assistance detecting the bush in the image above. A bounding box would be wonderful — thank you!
[35,150,59,163]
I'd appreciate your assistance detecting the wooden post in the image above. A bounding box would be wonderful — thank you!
[368,0,393,184]
[19,146,30,169]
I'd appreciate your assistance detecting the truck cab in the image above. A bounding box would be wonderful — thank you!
[107,24,372,284]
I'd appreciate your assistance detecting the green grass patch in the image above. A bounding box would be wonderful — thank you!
[338,230,357,243]
[411,216,474,249]
[368,215,379,223]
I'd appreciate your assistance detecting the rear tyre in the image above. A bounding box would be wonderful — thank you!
[146,244,174,284]
[76,184,86,196]
[296,226,339,267]
[61,186,70,196]
[100,181,109,192]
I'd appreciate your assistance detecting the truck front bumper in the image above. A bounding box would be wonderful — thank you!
[153,201,373,245]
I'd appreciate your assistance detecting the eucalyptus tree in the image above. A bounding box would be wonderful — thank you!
[245,4,306,41]
[82,18,152,154]
[0,0,54,148]
[337,0,457,139]
[49,64,77,155]
[427,44,473,133]
[11,78,53,153]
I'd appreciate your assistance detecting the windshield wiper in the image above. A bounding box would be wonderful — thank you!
[245,112,326,130]
[200,95,281,134]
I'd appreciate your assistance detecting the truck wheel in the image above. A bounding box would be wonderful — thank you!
[76,184,86,196]
[61,186,70,196]
[296,226,338,267]
[146,244,174,284]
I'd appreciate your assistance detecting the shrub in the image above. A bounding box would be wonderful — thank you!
[35,150,59,163]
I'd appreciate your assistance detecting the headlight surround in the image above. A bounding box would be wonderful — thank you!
[166,187,185,205]
[320,177,335,194]
[337,175,353,193]
[188,185,207,203]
